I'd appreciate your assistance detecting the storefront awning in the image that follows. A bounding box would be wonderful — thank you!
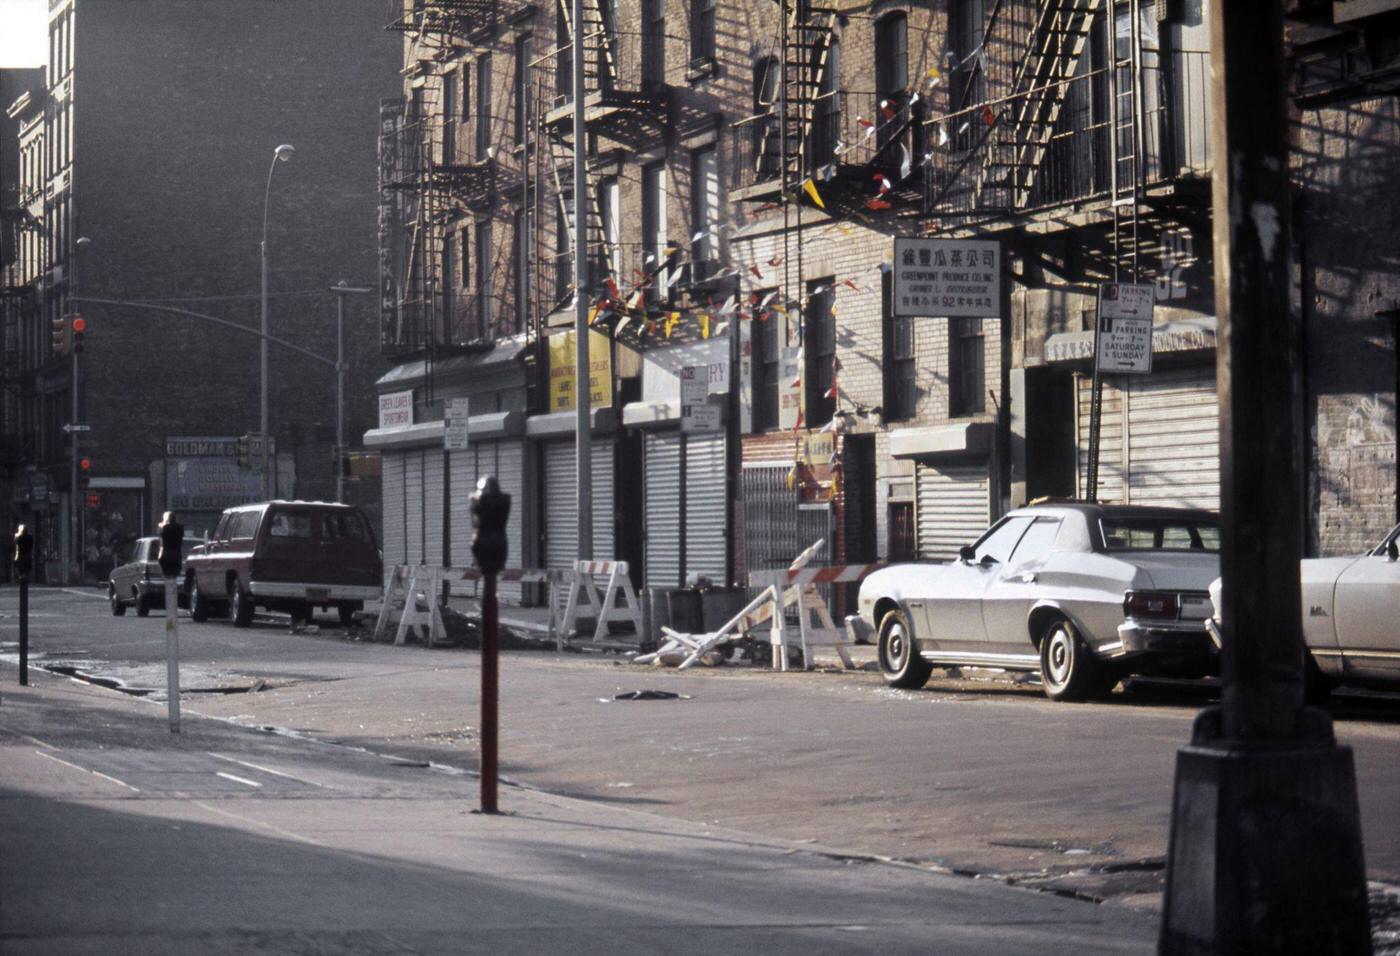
[1043,315,1217,365]
[890,421,994,460]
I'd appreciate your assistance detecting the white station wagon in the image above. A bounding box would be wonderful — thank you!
[856,501,1220,701]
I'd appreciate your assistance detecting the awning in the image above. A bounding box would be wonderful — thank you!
[890,421,994,461]
[1043,315,1217,366]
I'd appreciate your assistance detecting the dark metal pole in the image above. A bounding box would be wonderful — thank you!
[1159,2,1371,950]
[572,0,593,563]
[18,575,28,687]
[480,570,498,813]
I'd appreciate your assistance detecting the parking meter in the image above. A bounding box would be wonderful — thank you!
[471,476,511,575]
[158,512,183,577]
[14,524,33,578]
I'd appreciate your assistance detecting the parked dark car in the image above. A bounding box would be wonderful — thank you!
[108,536,191,616]
[183,500,382,627]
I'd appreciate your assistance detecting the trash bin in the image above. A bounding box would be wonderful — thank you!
[666,587,704,634]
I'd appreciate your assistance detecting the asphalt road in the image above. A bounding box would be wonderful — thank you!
[6,585,1400,915]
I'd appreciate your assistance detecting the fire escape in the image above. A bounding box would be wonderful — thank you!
[383,0,521,365]
[535,0,671,320]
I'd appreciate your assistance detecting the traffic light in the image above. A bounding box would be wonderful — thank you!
[79,457,91,488]
[71,314,85,354]
[51,315,70,356]
[237,434,252,469]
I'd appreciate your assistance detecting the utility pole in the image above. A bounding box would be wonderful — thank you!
[1158,3,1371,952]
[572,0,593,562]
[330,282,372,503]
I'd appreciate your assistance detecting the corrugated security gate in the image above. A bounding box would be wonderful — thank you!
[644,432,682,588]
[741,463,832,573]
[380,447,444,570]
[448,441,526,604]
[915,463,990,560]
[543,438,614,570]
[684,432,727,583]
[1076,366,1219,509]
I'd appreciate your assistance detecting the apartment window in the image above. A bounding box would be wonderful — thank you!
[597,0,619,91]
[555,194,573,302]
[949,0,988,113]
[874,12,908,157]
[883,267,916,421]
[690,146,719,282]
[475,55,493,159]
[752,57,781,180]
[440,229,456,340]
[804,279,836,428]
[513,207,530,334]
[597,177,620,281]
[690,0,716,66]
[442,70,458,165]
[888,500,916,561]
[811,38,840,169]
[556,5,573,103]
[948,317,986,416]
[642,0,666,90]
[751,289,781,431]
[514,35,531,146]
[475,220,492,337]
[642,162,667,304]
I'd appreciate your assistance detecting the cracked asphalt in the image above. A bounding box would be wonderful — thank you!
[4,585,1399,951]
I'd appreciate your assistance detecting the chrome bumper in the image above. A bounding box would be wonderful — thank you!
[1111,622,1218,658]
[249,582,382,601]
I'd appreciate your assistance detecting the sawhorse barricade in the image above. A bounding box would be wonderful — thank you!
[556,560,645,650]
[375,565,555,646]
[752,556,883,670]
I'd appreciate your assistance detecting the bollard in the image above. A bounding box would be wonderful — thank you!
[157,512,184,734]
[14,524,33,687]
[471,476,510,814]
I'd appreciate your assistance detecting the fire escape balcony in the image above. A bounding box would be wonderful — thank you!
[386,0,511,37]
[539,28,673,135]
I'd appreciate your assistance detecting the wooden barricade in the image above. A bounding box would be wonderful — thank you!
[557,560,645,650]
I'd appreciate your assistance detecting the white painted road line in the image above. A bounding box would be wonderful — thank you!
[215,771,263,788]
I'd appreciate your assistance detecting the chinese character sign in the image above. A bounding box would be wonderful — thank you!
[892,238,1001,318]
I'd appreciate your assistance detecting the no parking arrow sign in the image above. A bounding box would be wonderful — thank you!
[1095,283,1155,375]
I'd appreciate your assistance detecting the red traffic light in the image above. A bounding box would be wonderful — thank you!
[79,457,91,471]
[71,315,86,334]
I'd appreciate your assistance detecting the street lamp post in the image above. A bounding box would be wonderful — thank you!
[330,281,371,502]
[261,144,295,500]
[69,235,90,584]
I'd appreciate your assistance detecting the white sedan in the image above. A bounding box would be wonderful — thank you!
[856,501,1220,701]
[1207,523,1400,700]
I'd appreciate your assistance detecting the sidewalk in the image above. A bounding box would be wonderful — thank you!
[0,669,1157,955]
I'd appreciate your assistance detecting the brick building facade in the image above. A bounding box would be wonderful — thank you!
[371,0,1400,607]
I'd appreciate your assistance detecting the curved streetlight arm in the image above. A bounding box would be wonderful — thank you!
[71,296,337,368]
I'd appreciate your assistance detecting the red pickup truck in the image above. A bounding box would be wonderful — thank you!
[183,500,382,627]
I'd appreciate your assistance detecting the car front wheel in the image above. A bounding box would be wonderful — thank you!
[1038,618,1107,702]
[109,586,126,616]
[878,608,932,689]
[190,578,210,623]
[230,585,254,628]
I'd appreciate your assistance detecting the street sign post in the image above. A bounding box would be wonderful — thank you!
[1085,282,1157,500]
[61,423,91,434]
[444,397,471,451]
[681,366,720,434]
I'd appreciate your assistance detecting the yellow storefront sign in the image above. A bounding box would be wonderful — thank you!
[548,330,613,411]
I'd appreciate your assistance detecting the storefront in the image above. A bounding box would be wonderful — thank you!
[890,423,996,561]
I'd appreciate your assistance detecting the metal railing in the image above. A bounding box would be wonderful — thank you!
[535,28,676,115]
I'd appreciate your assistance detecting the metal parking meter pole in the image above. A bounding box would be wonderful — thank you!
[158,513,185,734]
[14,525,34,686]
[471,476,511,815]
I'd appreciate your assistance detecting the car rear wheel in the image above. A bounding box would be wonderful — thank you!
[878,609,932,689]
[1303,653,1334,706]
[230,585,254,628]
[1039,618,1107,702]
[190,578,210,623]
[109,586,126,616]
[337,602,360,626]
[135,592,150,617]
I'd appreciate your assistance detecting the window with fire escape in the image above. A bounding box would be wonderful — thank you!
[475,55,493,160]
[811,37,840,170]
[690,0,716,69]
[751,288,781,431]
[948,0,987,150]
[642,0,666,91]
[642,162,668,305]
[948,316,985,417]
[441,229,456,340]
[874,11,908,161]
[442,69,458,165]
[804,279,836,428]
[514,34,531,147]
[689,146,719,284]
[513,206,530,334]
[475,219,492,337]
[555,194,573,304]
[597,177,620,283]
[752,57,780,181]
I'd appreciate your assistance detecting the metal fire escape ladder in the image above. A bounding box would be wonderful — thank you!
[555,0,616,99]
[977,0,1102,209]
[403,81,446,353]
[779,3,837,185]
[543,132,611,300]
[1108,0,1144,283]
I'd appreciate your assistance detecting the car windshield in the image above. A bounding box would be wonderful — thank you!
[1100,516,1220,552]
